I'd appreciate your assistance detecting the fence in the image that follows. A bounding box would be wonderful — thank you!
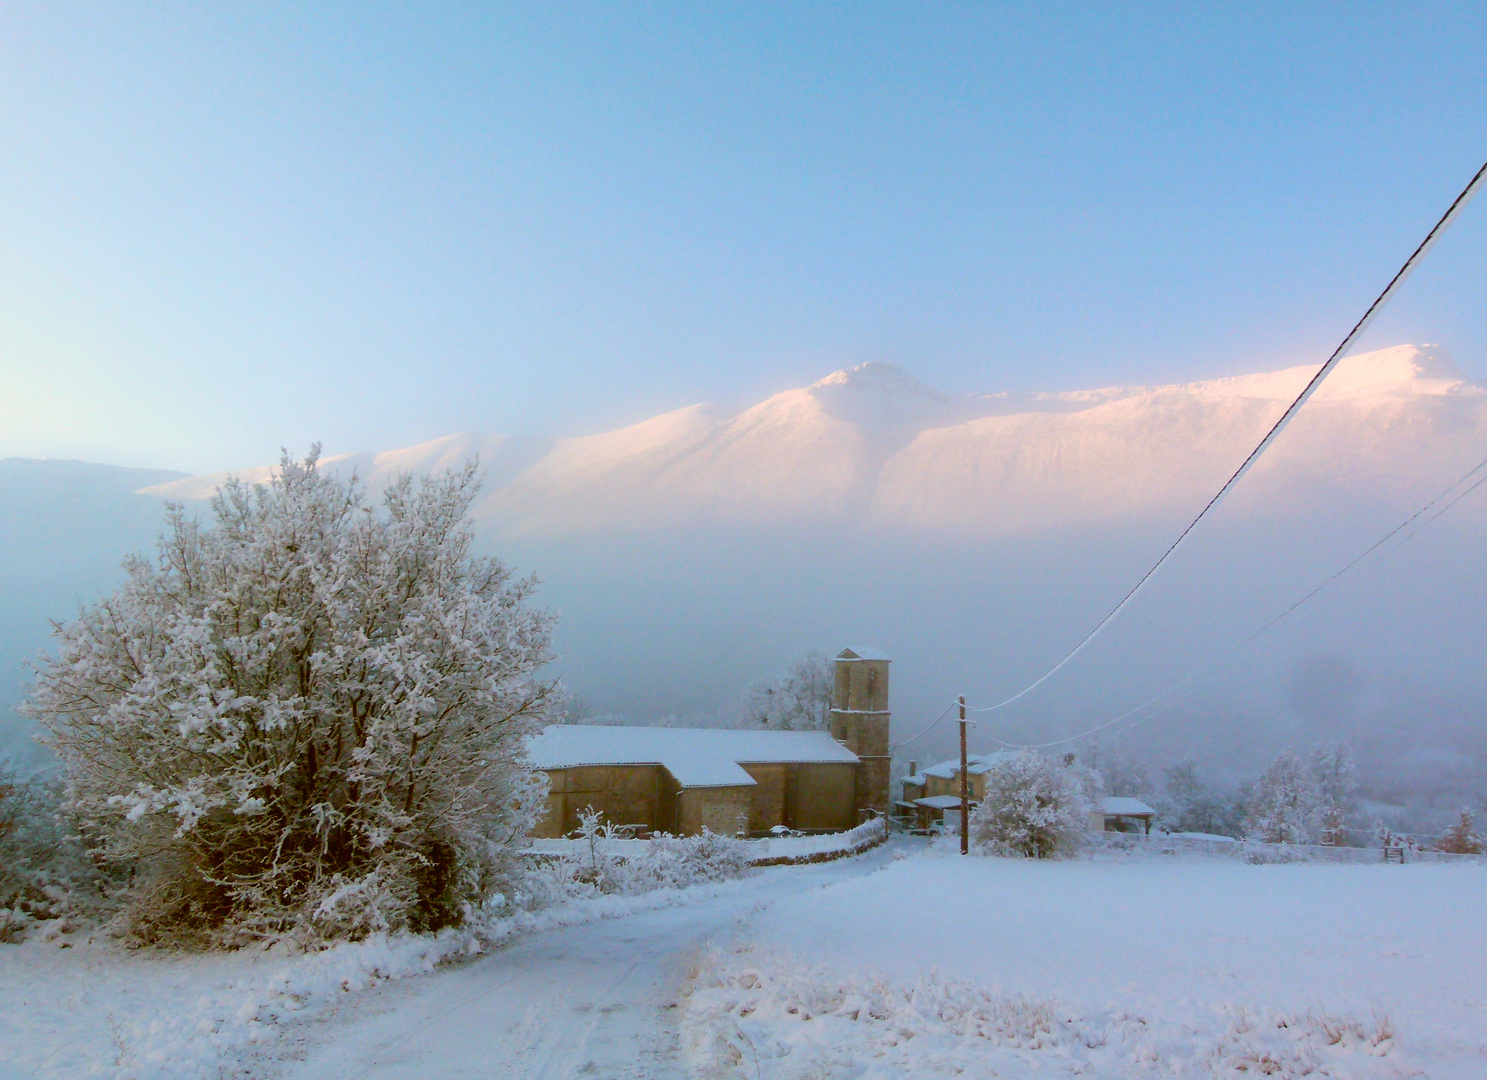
[525,816,889,867]
[1094,831,1483,865]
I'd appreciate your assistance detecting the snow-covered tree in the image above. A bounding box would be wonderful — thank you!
[1086,744,1152,798]
[968,751,1093,858]
[744,649,834,730]
[1243,750,1319,844]
[1309,744,1357,845]
[1438,808,1484,855]
[1156,759,1242,837]
[26,449,560,945]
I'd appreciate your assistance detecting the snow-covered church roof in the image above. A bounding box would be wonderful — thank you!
[527,725,860,789]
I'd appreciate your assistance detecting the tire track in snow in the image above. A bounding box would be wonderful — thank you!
[270,848,898,1080]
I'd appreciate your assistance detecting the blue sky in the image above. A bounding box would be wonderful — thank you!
[2,3,1484,473]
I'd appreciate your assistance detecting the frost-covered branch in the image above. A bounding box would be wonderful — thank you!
[25,448,561,946]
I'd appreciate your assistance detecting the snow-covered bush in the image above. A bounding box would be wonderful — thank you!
[637,830,751,887]
[554,808,750,897]
[24,450,560,946]
[0,766,113,941]
[968,751,1092,858]
[1244,750,1320,844]
[1437,808,1484,855]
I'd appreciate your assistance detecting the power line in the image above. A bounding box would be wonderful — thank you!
[967,158,1487,717]
[888,699,959,752]
[972,448,1487,751]
[1373,466,1487,561]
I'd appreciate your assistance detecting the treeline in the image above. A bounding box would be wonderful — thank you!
[1086,742,1484,851]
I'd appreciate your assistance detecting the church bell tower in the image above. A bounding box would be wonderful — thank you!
[830,647,892,819]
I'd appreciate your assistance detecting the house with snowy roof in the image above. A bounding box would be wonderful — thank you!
[895,751,1021,830]
[528,648,893,837]
[897,753,1157,834]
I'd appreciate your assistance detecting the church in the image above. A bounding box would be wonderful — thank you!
[527,647,892,837]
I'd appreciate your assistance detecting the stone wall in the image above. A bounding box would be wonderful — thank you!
[533,763,676,838]
[829,650,893,819]
[741,762,786,833]
[533,758,862,838]
[786,762,859,831]
[678,785,753,835]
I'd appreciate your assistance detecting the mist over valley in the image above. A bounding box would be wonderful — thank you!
[6,344,1485,832]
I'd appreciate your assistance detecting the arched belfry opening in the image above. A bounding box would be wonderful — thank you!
[829,647,892,819]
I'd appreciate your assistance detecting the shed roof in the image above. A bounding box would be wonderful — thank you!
[914,795,967,810]
[1099,796,1156,817]
[527,725,860,789]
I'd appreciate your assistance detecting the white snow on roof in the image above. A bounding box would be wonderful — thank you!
[527,725,860,789]
[901,773,927,787]
[914,795,966,810]
[1100,796,1156,817]
[837,646,891,662]
[922,751,1020,779]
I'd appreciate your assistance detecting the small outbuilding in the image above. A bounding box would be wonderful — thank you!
[909,794,965,831]
[1091,796,1156,834]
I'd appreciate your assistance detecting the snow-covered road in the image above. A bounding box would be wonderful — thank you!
[271,846,899,1080]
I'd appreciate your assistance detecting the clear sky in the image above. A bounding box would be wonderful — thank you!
[2,3,1484,473]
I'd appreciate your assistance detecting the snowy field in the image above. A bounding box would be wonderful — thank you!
[685,842,1487,1079]
[3,841,1482,1079]
[0,876,761,1079]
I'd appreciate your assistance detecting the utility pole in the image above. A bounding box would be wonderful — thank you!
[959,695,969,855]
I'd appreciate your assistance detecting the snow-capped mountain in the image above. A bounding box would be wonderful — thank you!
[142,345,1487,539]
[10,345,1487,780]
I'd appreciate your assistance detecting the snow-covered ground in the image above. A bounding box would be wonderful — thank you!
[685,842,1487,1078]
[5,840,1482,1079]
[0,875,779,1079]
[272,851,896,1079]
[527,817,886,865]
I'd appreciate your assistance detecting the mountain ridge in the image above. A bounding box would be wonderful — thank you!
[139,345,1487,538]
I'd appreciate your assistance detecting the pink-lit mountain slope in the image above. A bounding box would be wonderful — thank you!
[141,345,1487,539]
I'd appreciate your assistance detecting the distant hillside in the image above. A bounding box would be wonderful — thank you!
[142,345,1487,538]
[6,349,1487,801]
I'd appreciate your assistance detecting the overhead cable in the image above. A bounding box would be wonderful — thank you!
[974,448,1487,750]
[966,157,1487,716]
[888,699,959,752]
